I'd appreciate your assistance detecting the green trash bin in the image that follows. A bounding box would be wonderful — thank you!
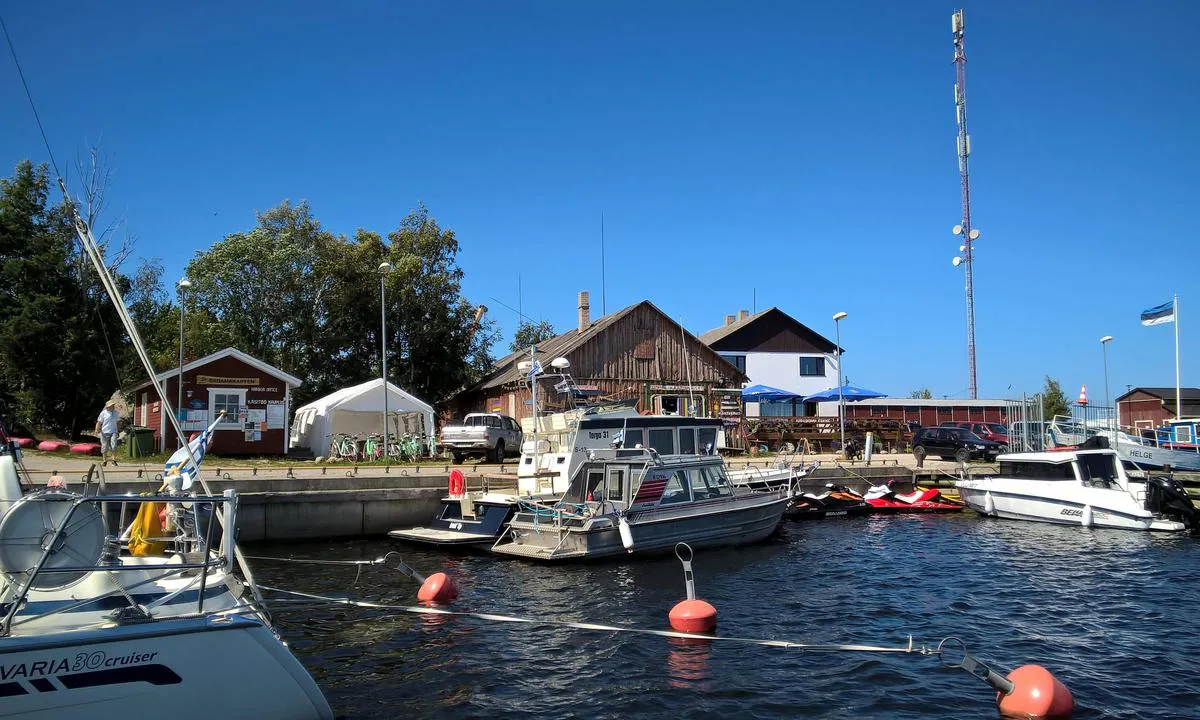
[128,427,156,458]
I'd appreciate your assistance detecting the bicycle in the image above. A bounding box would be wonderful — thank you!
[329,433,359,461]
[363,434,385,462]
[397,434,423,463]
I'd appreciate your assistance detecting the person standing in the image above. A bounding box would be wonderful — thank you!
[95,399,120,466]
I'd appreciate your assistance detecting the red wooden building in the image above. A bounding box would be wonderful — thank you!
[843,398,1014,426]
[129,347,302,456]
[1116,387,1200,428]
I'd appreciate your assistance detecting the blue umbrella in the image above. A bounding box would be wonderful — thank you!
[803,384,887,403]
[741,384,804,402]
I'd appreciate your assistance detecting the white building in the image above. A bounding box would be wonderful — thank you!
[700,308,842,417]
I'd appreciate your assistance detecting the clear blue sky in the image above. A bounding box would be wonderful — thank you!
[2,1,1197,403]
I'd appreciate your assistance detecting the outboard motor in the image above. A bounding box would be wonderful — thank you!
[1145,475,1200,532]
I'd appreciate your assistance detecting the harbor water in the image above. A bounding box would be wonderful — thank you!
[255,515,1200,719]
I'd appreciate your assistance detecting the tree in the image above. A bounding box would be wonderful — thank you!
[1042,376,1071,420]
[909,387,933,399]
[0,161,133,437]
[510,320,557,353]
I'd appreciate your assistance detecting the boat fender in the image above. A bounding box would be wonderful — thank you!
[1081,505,1093,528]
[997,665,1075,719]
[448,469,465,498]
[983,491,995,516]
[618,515,634,552]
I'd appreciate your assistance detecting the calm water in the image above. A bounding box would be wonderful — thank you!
[253,515,1200,719]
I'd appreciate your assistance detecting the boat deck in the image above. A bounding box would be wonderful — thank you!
[491,541,585,560]
[388,527,492,545]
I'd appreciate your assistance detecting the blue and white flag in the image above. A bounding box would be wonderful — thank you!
[528,360,543,378]
[163,411,225,491]
[1140,301,1176,326]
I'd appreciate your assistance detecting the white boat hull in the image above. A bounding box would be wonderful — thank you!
[0,614,332,719]
[957,481,1185,532]
[1114,436,1200,472]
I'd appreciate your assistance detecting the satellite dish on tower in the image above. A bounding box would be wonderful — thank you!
[952,257,963,267]
[952,225,963,236]
[968,228,981,240]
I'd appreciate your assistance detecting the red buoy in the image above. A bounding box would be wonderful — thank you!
[669,599,717,633]
[416,571,458,603]
[997,665,1075,718]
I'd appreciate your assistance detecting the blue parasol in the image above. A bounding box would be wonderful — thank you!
[802,384,887,403]
[741,384,804,402]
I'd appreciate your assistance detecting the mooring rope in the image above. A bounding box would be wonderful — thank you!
[257,584,933,655]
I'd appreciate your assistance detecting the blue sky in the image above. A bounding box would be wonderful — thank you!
[2,1,1196,402]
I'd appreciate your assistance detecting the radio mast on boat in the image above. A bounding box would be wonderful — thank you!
[950,8,980,399]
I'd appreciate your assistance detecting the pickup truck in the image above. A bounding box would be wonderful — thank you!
[440,413,523,464]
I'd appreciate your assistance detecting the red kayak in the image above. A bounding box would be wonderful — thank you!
[863,481,964,513]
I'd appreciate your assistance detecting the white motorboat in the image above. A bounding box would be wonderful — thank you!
[491,447,791,561]
[955,446,1199,532]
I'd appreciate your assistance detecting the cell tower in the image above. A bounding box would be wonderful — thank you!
[950,8,980,399]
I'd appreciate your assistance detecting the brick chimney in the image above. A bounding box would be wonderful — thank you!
[738,309,749,321]
[724,314,736,326]
[578,291,590,333]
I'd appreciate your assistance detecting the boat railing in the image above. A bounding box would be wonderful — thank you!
[0,490,240,637]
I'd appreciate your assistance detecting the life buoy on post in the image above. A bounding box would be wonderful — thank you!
[448,469,465,498]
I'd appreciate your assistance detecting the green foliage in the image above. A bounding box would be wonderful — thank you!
[510,320,557,353]
[0,161,131,437]
[909,387,933,399]
[1042,376,1071,419]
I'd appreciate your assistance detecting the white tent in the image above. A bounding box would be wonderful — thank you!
[290,379,436,455]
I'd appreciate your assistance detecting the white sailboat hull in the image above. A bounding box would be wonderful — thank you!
[0,615,332,719]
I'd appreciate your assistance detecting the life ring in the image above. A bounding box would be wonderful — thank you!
[69,443,101,456]
[37,441,69,452]
[448,469,465,497]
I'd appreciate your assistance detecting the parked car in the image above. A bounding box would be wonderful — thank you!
[439,413,523,464]
[913,426,1006,462]
[939,421,1009,445]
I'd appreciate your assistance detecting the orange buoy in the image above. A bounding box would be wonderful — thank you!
[669,598,717,633]
[997,665,1075,718]
[416,571,458,603]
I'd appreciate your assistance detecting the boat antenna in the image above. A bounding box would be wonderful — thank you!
[601,212,606,316]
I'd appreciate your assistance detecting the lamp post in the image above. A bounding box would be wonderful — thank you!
[176,278,191,448]
[833,311,848,455]
[379,262,393,460]
[1101,335,1113,427]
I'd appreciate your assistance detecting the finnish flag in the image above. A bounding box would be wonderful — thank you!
[1140,301,1175,326]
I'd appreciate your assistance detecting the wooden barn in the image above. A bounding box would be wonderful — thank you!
[447,293,748,422]
[129,347,302,456]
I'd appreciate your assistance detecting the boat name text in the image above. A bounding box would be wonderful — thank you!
[0,651,158,680]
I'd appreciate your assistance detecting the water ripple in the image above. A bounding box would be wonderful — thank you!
[255,513,1200,719]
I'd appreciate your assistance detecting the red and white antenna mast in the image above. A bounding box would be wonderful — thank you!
[951,8,980,399]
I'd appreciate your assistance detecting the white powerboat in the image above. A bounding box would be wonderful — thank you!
[956,446,1199,532]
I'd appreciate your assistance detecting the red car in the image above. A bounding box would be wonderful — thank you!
[941,421,1009,446]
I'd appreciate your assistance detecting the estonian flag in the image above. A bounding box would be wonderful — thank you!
[1140,301,1176,326]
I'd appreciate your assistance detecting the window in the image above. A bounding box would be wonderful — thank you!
[1000,461,1075,480]
[648,429,675,455]
[798,357,826,376]
[139,392,148,426]
[761,400,800,417]
[720,354,746,373]
[697,428,717,453]
[622,429,644,449]
[503,418,518,431]
[700,465,732,496]
[210,390,246,427]
[486,415,501,428]
[1078,454,1119,486]
[586,470,605,499]
[679,428,696,455]
[606,467,626,502]
[661,471,692,504]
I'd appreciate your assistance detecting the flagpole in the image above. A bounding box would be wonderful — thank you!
[1175,293,1181,420]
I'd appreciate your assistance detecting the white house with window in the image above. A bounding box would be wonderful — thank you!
[700,308,841,417]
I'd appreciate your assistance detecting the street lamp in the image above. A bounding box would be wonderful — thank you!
[176,278,191,448]
[1100,335,1114,427]
[833,311,848,455]
[379,262,394,460]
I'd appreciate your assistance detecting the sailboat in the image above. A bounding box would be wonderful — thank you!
[0,180,332,717]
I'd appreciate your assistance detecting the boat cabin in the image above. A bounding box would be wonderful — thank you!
[558,449,734,511]
[997,450,1130,490]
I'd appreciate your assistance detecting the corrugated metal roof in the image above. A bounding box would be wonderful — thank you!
[851,398,1018,407]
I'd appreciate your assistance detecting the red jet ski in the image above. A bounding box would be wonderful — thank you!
[862,480,964,513]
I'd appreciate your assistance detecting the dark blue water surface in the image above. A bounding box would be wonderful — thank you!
[253,515,1200,719]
